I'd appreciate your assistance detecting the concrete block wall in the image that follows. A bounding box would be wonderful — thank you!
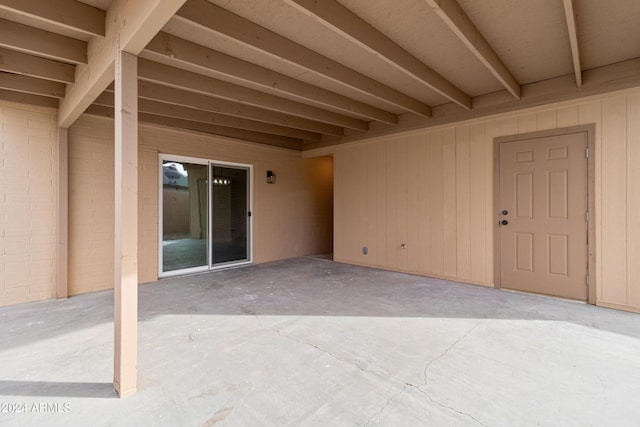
[67,117,115,295]
[0,101,58,307]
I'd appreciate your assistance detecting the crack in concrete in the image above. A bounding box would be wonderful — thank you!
[413,386,489,427]
[271,322,489,427]
[243,308,265,328]
[274,329,399,382]
[423,322,481,385]
[363,384,408,426]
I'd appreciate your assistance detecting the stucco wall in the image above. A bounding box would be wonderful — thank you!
[0,101,58,307]
[67,114,334,296]
[331,87,640,313]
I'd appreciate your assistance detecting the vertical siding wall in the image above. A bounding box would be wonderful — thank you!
[334,87,640,312]
[0,101,58,307]
[68,115,333,296]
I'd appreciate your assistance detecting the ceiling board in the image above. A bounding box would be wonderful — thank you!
[459,0,573,84]
[183,1,454,107]
[0,9,93,41]
[163,17,421,113]
[576,0,640,70]
[337,0,504,96]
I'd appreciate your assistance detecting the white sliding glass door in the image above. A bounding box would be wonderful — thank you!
[159,155,251,277]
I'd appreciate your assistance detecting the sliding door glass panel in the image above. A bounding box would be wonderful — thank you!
[211,166,249,265]
[162,161,208,272]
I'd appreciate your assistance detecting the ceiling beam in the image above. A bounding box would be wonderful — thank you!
[0,0,105,37]
[137,58,367,131]
[0,18,87,64]
[0,72,66,98]
[424,0,521,99]
[285,0,472,109]
[58,0,187,128]
[0,47,75,83]
[85,105,304,150]
[94,91,322,141]
[562,0,582,87]
[0,88,59,108]
[175,0,432,117]
[134,81,344,136]
[144,33,397,125]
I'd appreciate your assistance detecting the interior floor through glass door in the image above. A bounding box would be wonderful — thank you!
[162,161,209,272]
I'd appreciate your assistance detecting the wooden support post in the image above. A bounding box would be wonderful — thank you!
[56,127,68,300]
[113,49,138,398]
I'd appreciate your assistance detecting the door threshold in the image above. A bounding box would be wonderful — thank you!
[501,288,587,304]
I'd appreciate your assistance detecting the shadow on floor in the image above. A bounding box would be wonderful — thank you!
[0,381,116,398]
[1,256,639,356]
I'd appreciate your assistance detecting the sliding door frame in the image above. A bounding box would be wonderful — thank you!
[158,154,253,278]
[208,160,253,271]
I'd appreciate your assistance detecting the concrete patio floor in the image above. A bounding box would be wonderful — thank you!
[1,257,639,426]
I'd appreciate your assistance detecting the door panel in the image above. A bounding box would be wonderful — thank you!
[499,132,587,300]
[211,165,249,265]
[161,161,208,273]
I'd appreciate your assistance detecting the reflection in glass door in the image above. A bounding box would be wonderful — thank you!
[211,166,249,265]
[161,160,208,273]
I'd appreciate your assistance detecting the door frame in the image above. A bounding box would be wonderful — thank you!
[157,154,253,278]
[208,159,253,271]
[493,124,596,304]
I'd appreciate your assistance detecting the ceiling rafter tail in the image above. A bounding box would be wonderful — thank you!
[0,18,87,64]
[0,48,75,83]
[0,0,106,37]
[175,0,432,117]
[285,0,470,109]
[137,58,368,131]
[0,72,66,98]
[134,81,345,137]
[144,34,398,125]
[562,0,582,87]
[139,112,304,150]
[0,88,59,108]
[424,0,521,99]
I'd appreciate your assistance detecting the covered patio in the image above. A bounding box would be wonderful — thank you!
[2,257,639,426]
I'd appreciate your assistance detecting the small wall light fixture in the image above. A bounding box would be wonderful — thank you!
[266,170,275,184]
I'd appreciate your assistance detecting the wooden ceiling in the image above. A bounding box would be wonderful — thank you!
[1,0,639,150]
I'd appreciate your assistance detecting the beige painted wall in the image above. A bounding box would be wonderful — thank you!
[0,101,59,307]
[330,87,640,313]
[68,114,334,296]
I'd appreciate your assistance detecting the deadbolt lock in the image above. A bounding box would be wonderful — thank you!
[501,210,508,215]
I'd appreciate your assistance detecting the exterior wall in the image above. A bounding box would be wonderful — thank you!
[332,87,640,313]
[0,101,59,307]
[68,114,334,296]
[68,117,114,295]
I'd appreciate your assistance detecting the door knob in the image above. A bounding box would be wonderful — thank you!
[501,220,509,226]
[501,210,508,215]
